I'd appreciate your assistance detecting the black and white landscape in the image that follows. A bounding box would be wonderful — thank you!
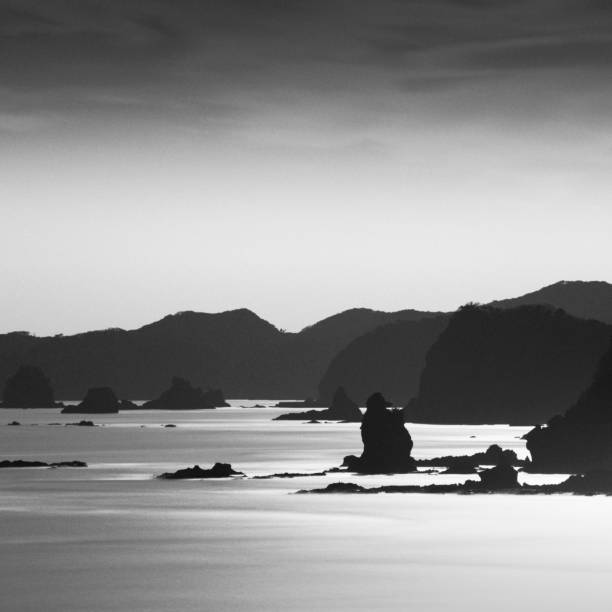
[2,2,612,611]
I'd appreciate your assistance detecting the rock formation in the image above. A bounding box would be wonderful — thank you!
[417,444,522,473]
[142,377,229,410]
[62,387,124,413]
[1,365,59,408]
[525,339,612,472]
[343,392,416,473]
[0,459,87,468]
[158,462,244,479]
[274,386,362,422]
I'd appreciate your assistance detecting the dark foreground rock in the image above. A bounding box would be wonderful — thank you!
[66,420,96,427]
[1,365,61,408]
[274,386,362,422]
[342,392,416,473]
[143,377,229,410]
[0,459,87,468]
[417,444,523,473]
[525,339,612,472]
[274,398,325,409]
[61,387,136,414]
[298,468,612,496]
[157,462,244,479]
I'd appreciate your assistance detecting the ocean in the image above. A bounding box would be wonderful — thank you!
[0,402,606,612]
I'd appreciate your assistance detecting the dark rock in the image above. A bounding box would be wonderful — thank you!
[476,463,519,490]
[526,339,612,472]
[62,387,120,414]
[119,399,139,410]
[157,462,244,479]
[557,470,612,494]
[142,377,229,410]
[274,386,362,422]
[344,392,416,473]
[7,421,20,426]
[299,482,368,494]
[0,459,87,468]
[417,444,521,473]
[1,365,58,408]
[274,398,325,409]
[307,419,320,424]
[253,470,328,479]
[164,424,176,428]
[66,420,95,427]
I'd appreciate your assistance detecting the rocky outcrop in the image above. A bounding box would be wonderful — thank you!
[62,387,123,413]
[1,365,59,408]
[476,463,519,489]
[142,377,229,410]
[525,339,612,472]
[274,386,362,422]
[343,392,416,473]
[157,462,244,479]
[406,304,611,425]
[0,459,87,468]
[417,444,522,473]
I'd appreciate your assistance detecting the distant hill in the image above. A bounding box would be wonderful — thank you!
[405,304,612,425]
[491,280,612,324]
[0,307,440,399]
[317,316,449,406]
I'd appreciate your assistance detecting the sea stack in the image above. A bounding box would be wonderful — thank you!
[1,365,58,408]
[343,392,416,473]
[525,339,612,472]
[142,377,229,409]
[62,387,129,414]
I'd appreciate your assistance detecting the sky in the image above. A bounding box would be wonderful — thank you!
[2,0,612,335]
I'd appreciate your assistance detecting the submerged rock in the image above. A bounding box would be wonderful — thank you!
[525,340,612,472]
[66,420,95,427]
[7,421,20,426]
[1,365,59,408]
[143,377,229,410]
[343,392,416,473]
[274,386,362,422]
[157,462,244,479]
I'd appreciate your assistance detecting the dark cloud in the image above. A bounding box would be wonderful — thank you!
[2,0,612,136]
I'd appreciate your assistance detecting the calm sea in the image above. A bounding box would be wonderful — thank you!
[0,402,607,611]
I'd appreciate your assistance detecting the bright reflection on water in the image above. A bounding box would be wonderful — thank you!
[0,402,608,611]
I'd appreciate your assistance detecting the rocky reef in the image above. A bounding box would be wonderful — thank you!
[274,386,362,422]
[1,365,60,408]
[142,377,229,410]
[342,392,416,473]
[158,462,244,479]
[61,387,136,414]
[525,339,612,472]
[417,444,523,473]
[0,459,87,468]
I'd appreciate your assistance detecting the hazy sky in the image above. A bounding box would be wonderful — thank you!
[2,0,612,335]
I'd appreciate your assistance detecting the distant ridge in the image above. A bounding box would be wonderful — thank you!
[491,280,612,324]
[0,280,610,401]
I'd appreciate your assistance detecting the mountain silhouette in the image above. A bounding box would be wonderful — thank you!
[406,304,612,424]
[317,315,449,405]
[491,280,612,324]
[0,307,438,399]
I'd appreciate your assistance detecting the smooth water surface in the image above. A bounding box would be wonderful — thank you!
[0,403,607,611]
